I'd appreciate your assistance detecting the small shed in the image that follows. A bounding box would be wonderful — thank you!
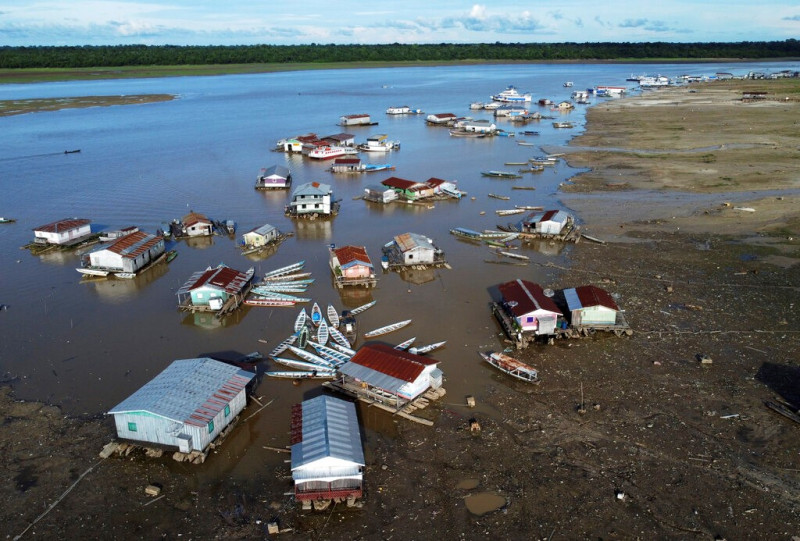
[33,218,92,245]
[391,232,438,265]
[290,395,364,503]
[498,279,563,336]
[426,113,457,125]
[363,184,397,204]
[564,285,620,326]
[255,165,291,190]
[322,133,356,147]
[83,230,165,273]
[182,212,214,237]
[523,210,570,235]
[288,181,335,217]
[339,114,372,126]
[108,357,254,453]
[176,264,253,311]
[242,224,279,248]
[461,119,496,132]
[331,158,364,173]
[337,343,443,403]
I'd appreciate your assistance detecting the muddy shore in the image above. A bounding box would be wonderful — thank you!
[3,79,799,540]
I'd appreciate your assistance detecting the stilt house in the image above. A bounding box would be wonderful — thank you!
[498,279,563,336]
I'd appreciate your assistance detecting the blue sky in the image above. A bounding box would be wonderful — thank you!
[1,1,798,46]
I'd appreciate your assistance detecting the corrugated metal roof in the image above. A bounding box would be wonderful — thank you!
[176,264,251,296]
[34,218,90,233]
[499,279,562,317]
[340,344,438,390]
[564,285,619,312]
[108,358,254,426]
[247,223,276,236]
[381,177,419,190]
[293,181,331,197]
[333,245,372,269]
[262,165,290,178]
[333,158,361,165]
[524,209,568,225]
[182,211,211,228]
[291,395,364,470]
[324,133,355,141]
[394,232,433,253]
[104,230,162,259]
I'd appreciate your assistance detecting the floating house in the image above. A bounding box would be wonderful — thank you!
[461,119,497,132]
[322,133,356,147]
[563,285,620,327]
[329,245,377,288]
[331,158,364,173]
[241,223,280,249]
[363,184,398,204]
[286,182,337,218]
[277,133,320,153]
[108,357,254,453]
[33,218,92,245]
[290,395,364,506]
[337,343,443,405]
[381,177,433,201]
[426,113,457,125]
[176,264,253,312]
[497,279,563,337]
[383,232,445,268]
[425,177,462,198]
[80,230,165,274]
[521,210,571,235]
[182,212,214,237]
[255,165,292,190]
[339,114,373,126]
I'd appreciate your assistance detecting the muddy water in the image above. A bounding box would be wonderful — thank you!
[464,492,507,516]
[0,61,789,488]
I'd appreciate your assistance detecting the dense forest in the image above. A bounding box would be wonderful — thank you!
[1,40,798,69]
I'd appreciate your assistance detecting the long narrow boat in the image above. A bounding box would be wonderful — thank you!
[269,334,298,357]
[409,341,447,355]
[310,302,323,326]
[294,308,307,333]
[330,342,357,357]
[497,250,530,261]
[251,291,311,303]
[262,271,312,282]
[262,261,305,279]
[288,345,336,368]
[482,170,522,179]
[495,209,526,216]
[364,319,412,338]
[394,337,416,350]
[244,298,296,307]
[260,278,315,286]
[296,326,310,349]
[350,300,377,316]
[253,284,309,294]
[308,341,352,365]
[515,205,543,211]
[77,267,110,277]
[480,351,539,383]
[329,326,352,349]
[488,193,511,200]
[266,370,335,380]
[316,320,329,346]
[326,305,340,329]
[272,357,329,371]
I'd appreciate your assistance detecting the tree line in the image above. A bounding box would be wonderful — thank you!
[1,40,798,69]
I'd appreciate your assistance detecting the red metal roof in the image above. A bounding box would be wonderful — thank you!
[431,113,456,119]
[425,177,448,187]
[343,114,369,119]
[333,158,361,164]
[188,265,250,294]
[105,230,162,259]
[333,245,372,266]
[499,279,562,317]
[34,218,90,233]
[574,285,619,311]
[182,211,211,228]
[349,343,438,383]
[381,177,419,190]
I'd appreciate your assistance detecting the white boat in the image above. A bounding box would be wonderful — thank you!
[495,209,526,216]
[244,297,296,307]
[308,341,351,365]
[491,85,532,103]
[409,341,446,355]
[308,145,356,160]
[480,351,539,383]
[497,250,530,261]
[563,81,573,87]
[327,305,340,328]
[262,271,311,282]
[330,341,357,358]
[469,102,484,110]
[288,345,336,368]
[350,300,377,315]
[364,319,412,338]
[263,261,305,279]
[358,134,400,152]
[76,267,109,277]
[267,370,335,380]
[329,326,352,349]
[252,284,309,295]
[310,302,323,326]
[272,357,329,371]
[114,272,137,279]
[251,291,311,303]
[294,308,307,333]
[386,105,422,115]
[269,334,298,357]
[394,337,416,350]
[317,320,329,346]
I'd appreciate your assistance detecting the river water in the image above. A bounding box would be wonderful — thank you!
[0,60,795,483]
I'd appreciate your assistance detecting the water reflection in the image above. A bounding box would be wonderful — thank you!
[37,248,79,266]
[182,306,248,329]
[396,267,438,285]
[183,236,215,249]
[292,218,333,240]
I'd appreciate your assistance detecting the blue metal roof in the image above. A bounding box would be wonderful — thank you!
[291,395,364,470]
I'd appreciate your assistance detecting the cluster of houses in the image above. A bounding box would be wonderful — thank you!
[364,176,463,204]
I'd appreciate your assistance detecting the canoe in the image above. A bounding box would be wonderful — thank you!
[296,326,310,349]
[269,334,298,357]
[327,305,340,329]
[165,250,178,263]
[350,300,377,315]
[266,370,335,380]
[262,261,305,279]
[317,320,329,346]
[250,291,311,303]
[311,302,323,326]
[329,326,352,349]
[330,342,357,358]
[495,209,526,216]
[480,351,539,383]
[364,319,412,338]
[244,298,296,307]
[482,171,522,179]
[272,357,328,371]
[288,345,336,368]
[262,271,312,282]
[294,308,307,333]
[252,284,309,294]
[497,250,530,261]
[409,341,446,355]
[394,337,416,350]
[488,193,511,200]
[308,341,351,365]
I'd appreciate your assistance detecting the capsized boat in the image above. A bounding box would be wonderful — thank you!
[409,341,446,355]
[269,334,298,357]
[364,319,412,338]
[327,305,340,329]
[480,351,539,383]
[267,370,335,380]
[310,302,323,326]
[394,337,416,351]
[350,300,376,315]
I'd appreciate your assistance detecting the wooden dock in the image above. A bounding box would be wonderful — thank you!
[323,379,445,426]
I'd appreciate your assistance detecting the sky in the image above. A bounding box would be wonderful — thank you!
[1,1,798,47]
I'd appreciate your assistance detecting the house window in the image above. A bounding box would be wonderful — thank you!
[526,316,534,323]
[128,422,137,432]
[224,405,230,417]
[208,421,214,434]
[197,292,204,299]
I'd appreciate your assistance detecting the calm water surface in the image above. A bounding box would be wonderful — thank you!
[0,61,795,484]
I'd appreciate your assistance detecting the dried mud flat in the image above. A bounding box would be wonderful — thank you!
[4,79,800,540]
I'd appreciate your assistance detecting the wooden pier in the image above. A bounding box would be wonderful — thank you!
[323,379,445,426]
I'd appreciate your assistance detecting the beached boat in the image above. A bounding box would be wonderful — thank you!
[327,305,340,329]
[331,324,353,349]
[272,357,330,372]
[497,250,530,261]
[288,345,336,369]
[350,300,377,315]
[294,308,308,333]
[76,267,110,277]
[482,171,522,179]
[488,193,511,200]
[269,334,298,357]
[267,370,335,380]
[308,341,351,365]
[409,341,446,355]
[244,298,297,307]
[491,85,532,103]
[310,302,323,326]
[364,319,412,338]
[394,337,416,351]
[316,320,329,346]
[263,261,305,279]
[480,351,539,383]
